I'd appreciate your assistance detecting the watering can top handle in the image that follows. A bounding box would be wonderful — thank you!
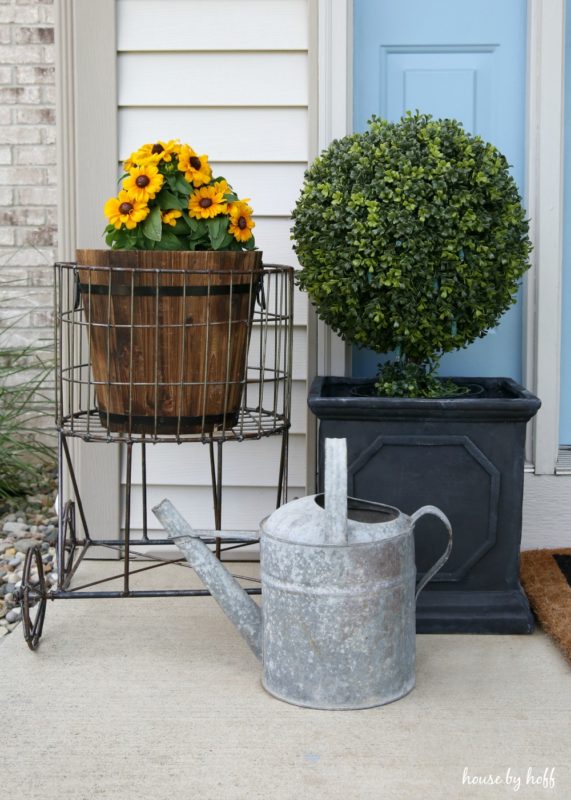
[410,505,453,602]
[324,438,348,545]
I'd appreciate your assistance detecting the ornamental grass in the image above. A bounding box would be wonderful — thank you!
[0,281,55,499]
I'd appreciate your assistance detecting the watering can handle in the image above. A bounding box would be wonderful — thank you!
[410,505,453,602]
[324,438,348,544]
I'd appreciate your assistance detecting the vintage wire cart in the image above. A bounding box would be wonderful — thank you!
[17,259,294,649]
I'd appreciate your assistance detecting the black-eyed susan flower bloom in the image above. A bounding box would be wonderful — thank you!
[123,163,164,203]
[104,190,150,230]
[161,209,182,227]
[178,145,212,188]
[228,200,255,242]
[130,140,181,167]
[188,184,228,220]
[213,178,235,200]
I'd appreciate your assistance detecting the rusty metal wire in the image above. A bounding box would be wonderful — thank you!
[54,261,294,444]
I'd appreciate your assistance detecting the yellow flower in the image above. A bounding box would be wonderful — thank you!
[122,163,164,203]
[161,209,182,227]
[188,185,228,219]
[125,140,181,169]
[228,200,255,242]
[213,179,234,199]
[104,190,150,230]
[178,145,212,188]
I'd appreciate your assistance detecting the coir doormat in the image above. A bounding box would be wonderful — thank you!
[520,548,571,664]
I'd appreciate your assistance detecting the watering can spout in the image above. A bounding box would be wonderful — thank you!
[152,499,263,661]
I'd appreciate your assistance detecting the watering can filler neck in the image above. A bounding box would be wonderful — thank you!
[261,438,406,546]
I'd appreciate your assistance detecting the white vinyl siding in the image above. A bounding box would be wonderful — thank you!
[116,0,310,533]
[118,53,309,106]
[116,0,309,51]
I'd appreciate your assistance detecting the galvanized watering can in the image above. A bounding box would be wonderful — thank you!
[153,438,452,710]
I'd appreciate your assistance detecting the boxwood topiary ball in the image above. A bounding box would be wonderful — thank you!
[292,112,531,369]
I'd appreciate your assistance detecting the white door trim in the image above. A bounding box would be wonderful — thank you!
[314,0,352,378]
[314,0,567,474]
[525,0,566,473]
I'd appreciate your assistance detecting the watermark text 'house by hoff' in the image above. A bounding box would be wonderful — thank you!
[462,767,556,792]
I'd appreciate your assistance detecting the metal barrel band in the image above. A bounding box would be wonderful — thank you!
[101,411,239,430]
[99,409,238,436]
[77,282,254,298]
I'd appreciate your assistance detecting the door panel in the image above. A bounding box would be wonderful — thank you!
[352,0,528,381]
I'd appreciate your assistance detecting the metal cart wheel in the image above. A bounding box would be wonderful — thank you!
[20,545,47,651]
[59,499,77,583]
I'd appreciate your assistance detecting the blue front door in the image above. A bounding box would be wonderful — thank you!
[352,0,528,380]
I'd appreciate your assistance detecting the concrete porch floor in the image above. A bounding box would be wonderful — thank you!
[1,560,569,800]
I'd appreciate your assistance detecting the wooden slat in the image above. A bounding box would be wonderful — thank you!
[125,484,306,531]
[117,0,308,52]
[122,432,306,487]
[119,108,308,162]
[118,53,308,107]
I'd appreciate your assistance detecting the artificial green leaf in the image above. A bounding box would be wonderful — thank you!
[206,216,228,250]
[143,206,162,242]
[175,174,192,195]
[156,190,185,211]
[156,229,183,250]
[172,218,191,236]
[135,227,146,249]
[165,174,178,192]
[218,231,234,250]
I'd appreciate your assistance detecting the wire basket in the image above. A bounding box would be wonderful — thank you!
[54,260,294,444]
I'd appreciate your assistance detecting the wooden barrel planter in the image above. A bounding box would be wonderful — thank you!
[76,249,262,435]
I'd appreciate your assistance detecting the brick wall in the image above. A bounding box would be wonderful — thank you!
[0,0,55,348]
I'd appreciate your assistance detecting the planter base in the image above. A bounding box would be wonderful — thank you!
[416,587,534,634]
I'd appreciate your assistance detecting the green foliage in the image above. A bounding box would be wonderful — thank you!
[373,359,468,399]
[291,112,532,395]
[0,288,56,498]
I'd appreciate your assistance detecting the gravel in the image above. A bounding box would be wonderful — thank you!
[0,483,58,640]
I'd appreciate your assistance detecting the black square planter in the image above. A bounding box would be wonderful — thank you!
[308,376,541,634]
